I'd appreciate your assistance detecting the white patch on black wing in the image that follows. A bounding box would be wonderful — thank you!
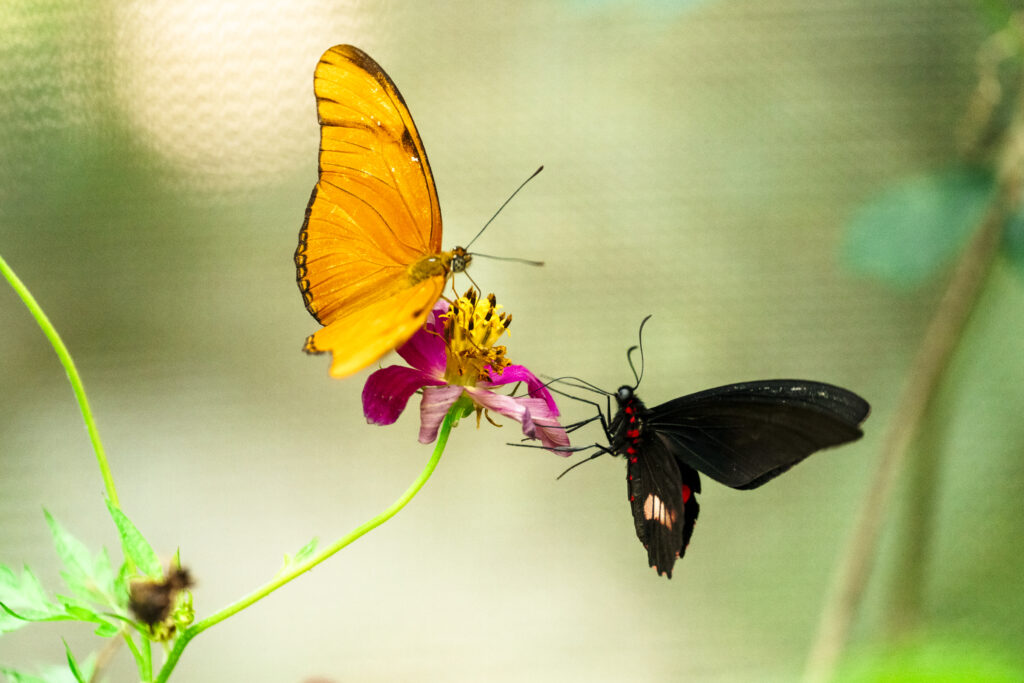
[642,493,677,530]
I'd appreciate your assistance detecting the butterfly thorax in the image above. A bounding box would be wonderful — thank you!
[407,247,471,284]
[610,386,647,459]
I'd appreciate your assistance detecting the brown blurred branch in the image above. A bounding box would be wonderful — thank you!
[803,15,1024,679]
[802,167,1018,683]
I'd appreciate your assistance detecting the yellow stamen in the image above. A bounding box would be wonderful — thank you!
[442,288,513,386]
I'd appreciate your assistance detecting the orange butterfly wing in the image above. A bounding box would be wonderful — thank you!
[295,44,450,378]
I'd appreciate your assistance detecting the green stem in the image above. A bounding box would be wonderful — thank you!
[153,395,469,683]
[0,253,119,507]
[121,632,147,682]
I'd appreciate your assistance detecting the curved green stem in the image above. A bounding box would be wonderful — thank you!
[0,253,119,507]
[153,395,470,683]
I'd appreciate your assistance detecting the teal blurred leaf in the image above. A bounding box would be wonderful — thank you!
[842,166,997,287]
[975,0,1016,33]
[105,499,162,579]
[1004,207,1024,275]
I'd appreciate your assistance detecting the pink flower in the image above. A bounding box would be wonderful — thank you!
[362,291,569,453]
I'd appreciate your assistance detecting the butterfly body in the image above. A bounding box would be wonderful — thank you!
[608,386,701,579]
[296,44,463,378]
[598,380,869,578]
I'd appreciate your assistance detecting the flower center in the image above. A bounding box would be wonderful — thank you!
[442,289,512,386]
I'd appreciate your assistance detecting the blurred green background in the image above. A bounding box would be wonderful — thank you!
[2,0,1023,681]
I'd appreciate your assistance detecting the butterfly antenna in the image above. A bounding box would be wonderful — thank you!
[464,166,544,250]
[541,375,612,397]
[469,252,545,267]
[627,315,652,389]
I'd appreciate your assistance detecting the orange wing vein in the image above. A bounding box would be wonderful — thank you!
[295,44,447,378]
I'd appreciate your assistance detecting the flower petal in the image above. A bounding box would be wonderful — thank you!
[363,365,444,426]
[396,300,449,375]
[485,364,561,416]
[465,388,570,454]
[418,384,465,443]
[516,397,571,453]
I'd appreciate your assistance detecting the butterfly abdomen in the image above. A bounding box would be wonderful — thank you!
[611,386,700,578]
[609,392,647,459]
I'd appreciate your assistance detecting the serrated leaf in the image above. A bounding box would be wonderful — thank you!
[0,658,96,683]
[0,564,53,612]
[104,500,161,579]
[0,564,64,633]
[842,166,997,287]
[43,510,118,609]
[62,640,86,683]
[44,510,92,584]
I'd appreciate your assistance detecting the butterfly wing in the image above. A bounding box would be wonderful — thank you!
[648,380,869,490]
[627,432,702,578]
[295,44,445,377]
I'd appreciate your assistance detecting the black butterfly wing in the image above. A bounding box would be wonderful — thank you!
[647,380,869,490]
[627,432,702,578]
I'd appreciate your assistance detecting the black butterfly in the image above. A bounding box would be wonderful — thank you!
[557,318,870,578]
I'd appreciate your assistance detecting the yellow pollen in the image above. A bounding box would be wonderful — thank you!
[442,288,513,386]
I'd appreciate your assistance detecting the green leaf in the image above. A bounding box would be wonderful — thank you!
[280,537,319,573]
[62,640,86,683]
[975,0,1016,33]
[104,499,162,579]
[0,658,96,683]
[61,601,101,623]
[0,564,50,611]
[0,667,49,683]
[842,166,997,287]
[1004,207,1024,276]
[93,621,119,637]
[0,564,64,633]
[293,537,319,564]
[114,557,134,601]
[835,635,1024,682]
[43,510,118,609]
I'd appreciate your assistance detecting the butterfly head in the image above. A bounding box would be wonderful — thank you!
[450,246,471,274]
[615,385,635,406]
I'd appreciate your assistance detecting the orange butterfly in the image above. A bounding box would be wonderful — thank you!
[295,45,470,378]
